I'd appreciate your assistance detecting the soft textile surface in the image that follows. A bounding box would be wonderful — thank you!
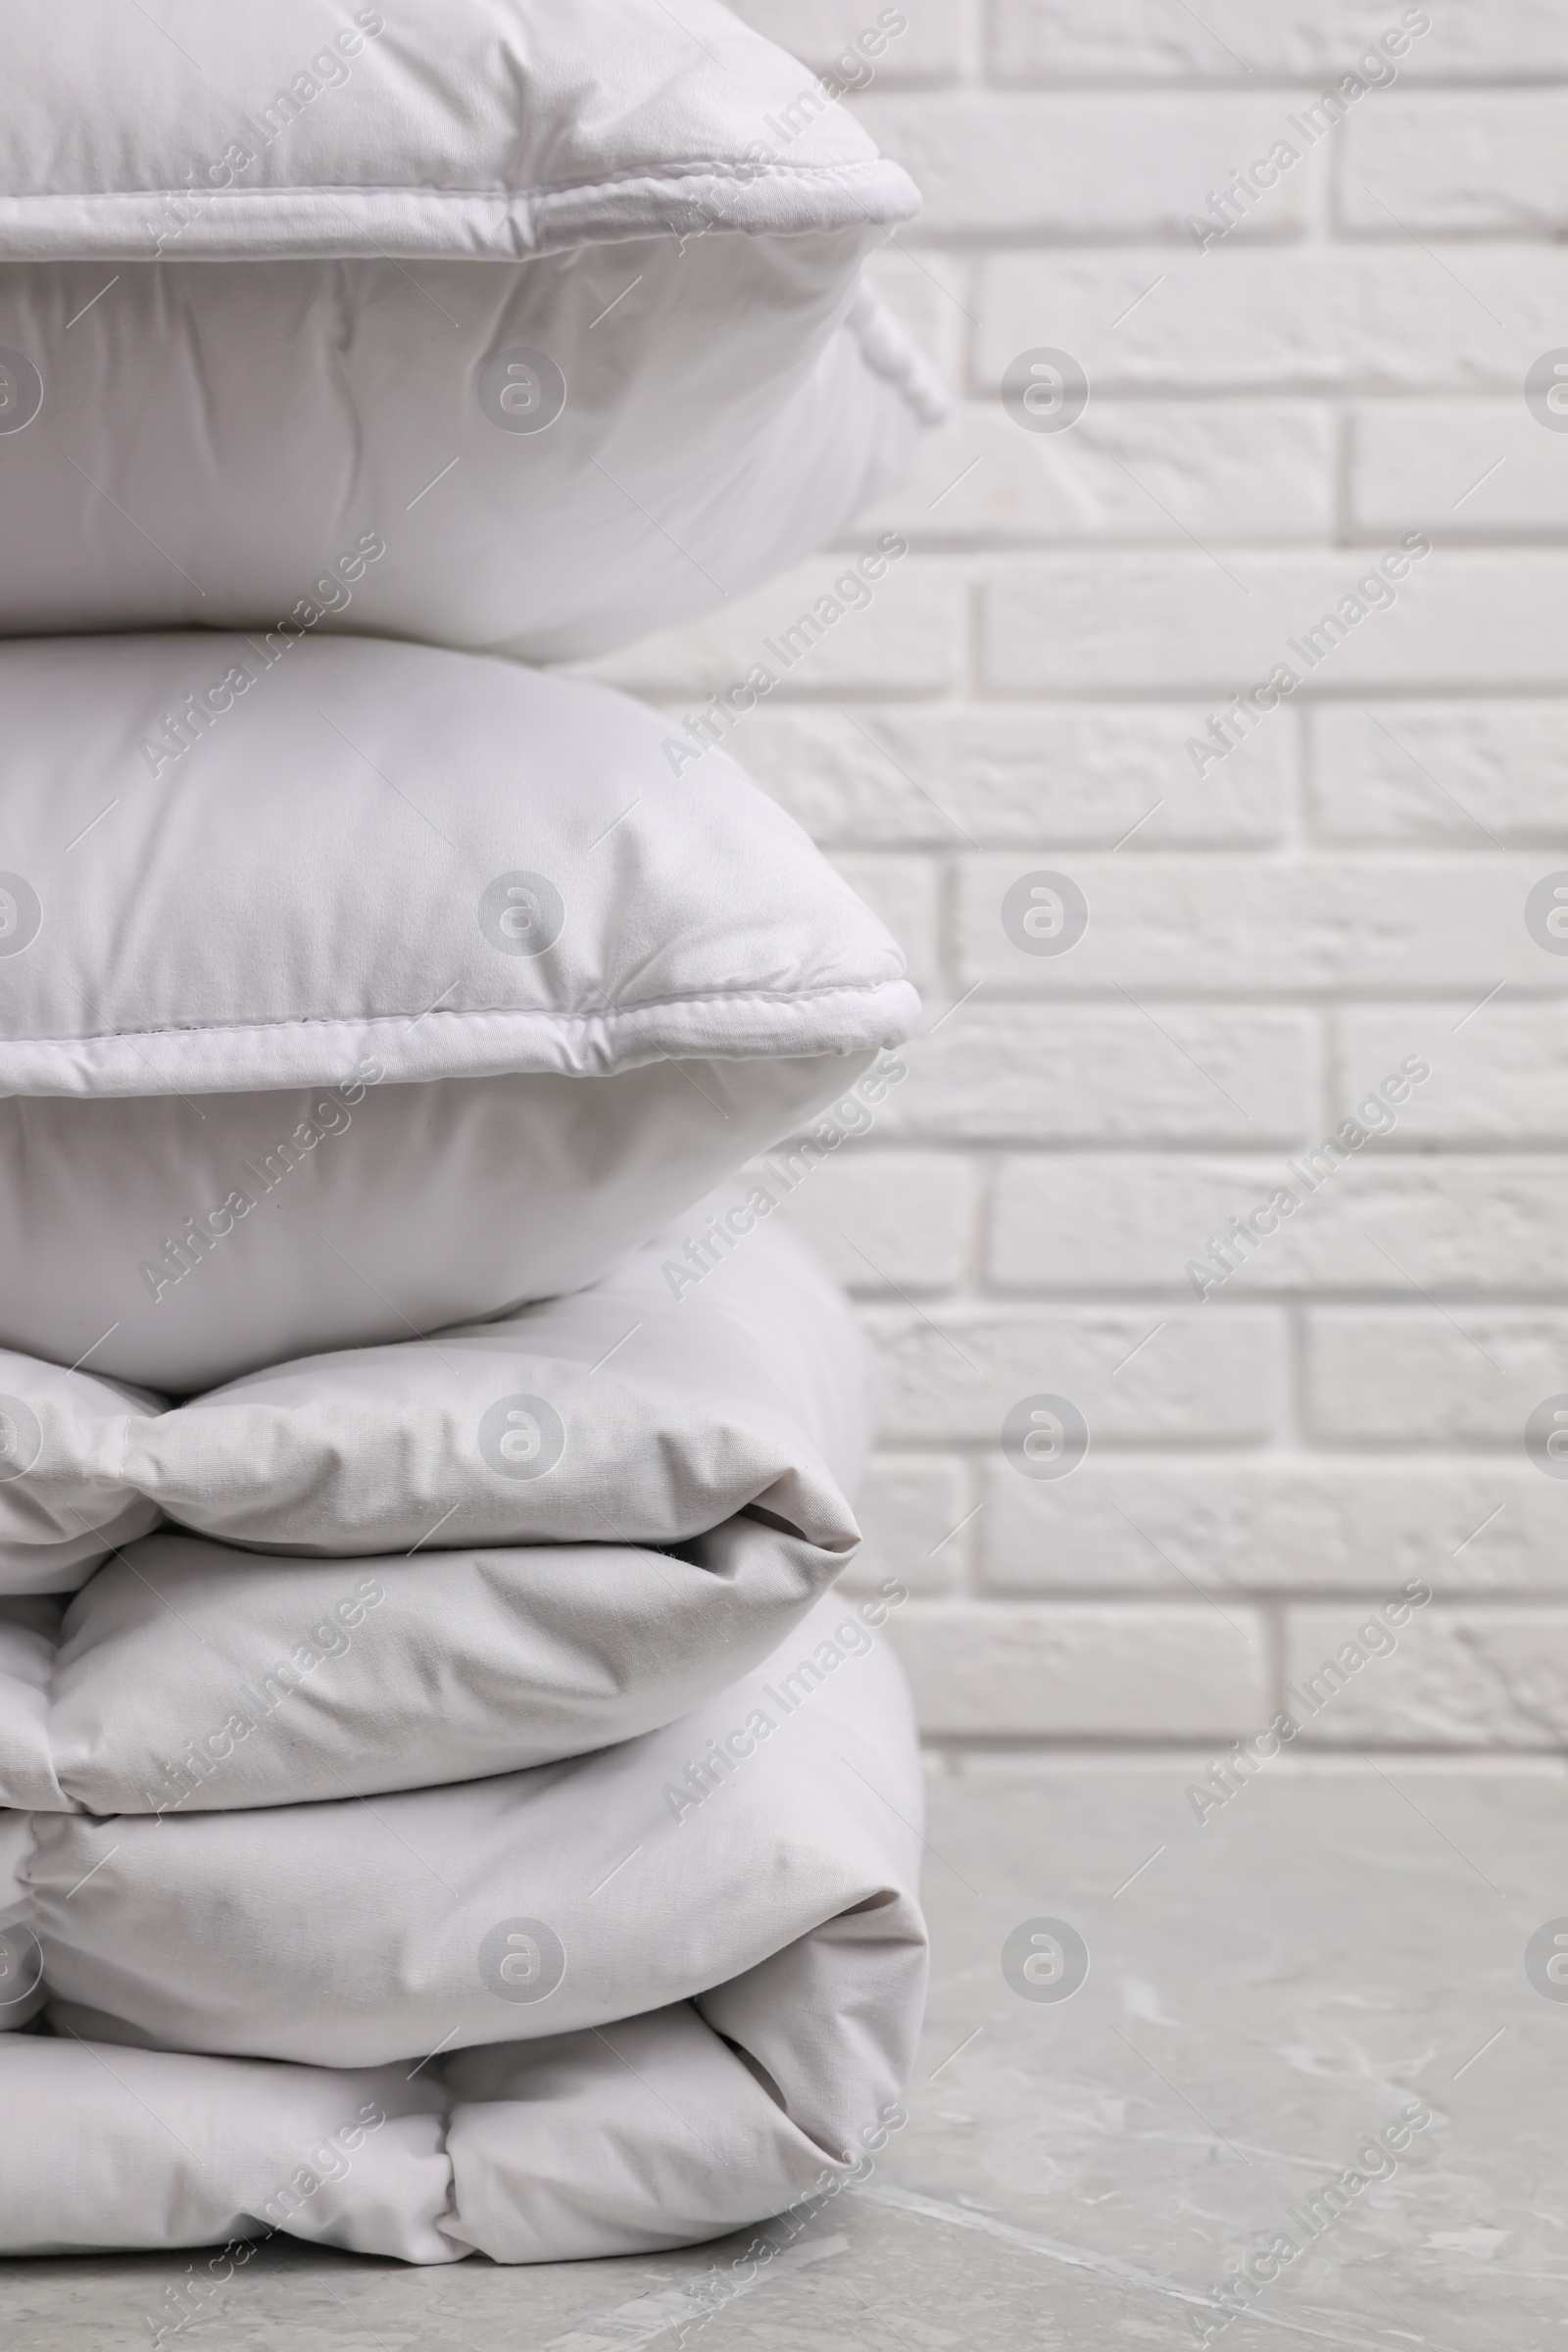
[0,11,936,2253]
[0,1054,907,1394]
[0,1209,886,1801]
[0,1202,867,1589]
[0,1596,926,2263]
[0,1,915,255]
[0,633,914,1388]
[0,2,943,655]
[0,635,914,1097]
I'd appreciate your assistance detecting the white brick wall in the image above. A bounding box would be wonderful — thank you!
[588,2,1568,1752]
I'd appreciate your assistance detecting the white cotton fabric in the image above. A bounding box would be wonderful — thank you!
[0,1205,868,1591]
[0,0,939,2268]
[0,1210,887,1802]
[0,2,944,658]
[0,1055,902,1394]
[0,1595,927,2263]
[0,635,914,1097]
[0,634,915,1388]
[0,2,915,258]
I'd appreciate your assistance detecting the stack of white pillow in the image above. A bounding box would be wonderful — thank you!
[0,0,941,2264]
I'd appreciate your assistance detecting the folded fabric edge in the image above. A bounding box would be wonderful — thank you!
[0,1992,910,2264]
[0,1600,928,2256]
[0,981,921,1100]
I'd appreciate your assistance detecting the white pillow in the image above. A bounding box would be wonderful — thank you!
[0,633,916,1389]
[0,1,943,658]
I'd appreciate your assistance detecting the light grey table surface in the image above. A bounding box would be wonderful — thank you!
[4,1757,1561,2349]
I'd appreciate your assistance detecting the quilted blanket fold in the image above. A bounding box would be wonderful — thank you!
[0,1207,889,1809]
[0,1593,926,2263]
[0,1197,867,1580]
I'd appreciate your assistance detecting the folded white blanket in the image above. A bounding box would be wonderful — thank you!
[0,1203,926,2264]
[0,1207,887,1804]
[0,1594,926,2263]
[0,1197,868,1584]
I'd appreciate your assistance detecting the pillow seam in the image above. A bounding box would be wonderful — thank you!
[0,157,907,211]
[0,978,911,1055]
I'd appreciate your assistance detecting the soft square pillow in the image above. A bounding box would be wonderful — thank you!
[0,0,943,657]
[0,633,916,1390]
